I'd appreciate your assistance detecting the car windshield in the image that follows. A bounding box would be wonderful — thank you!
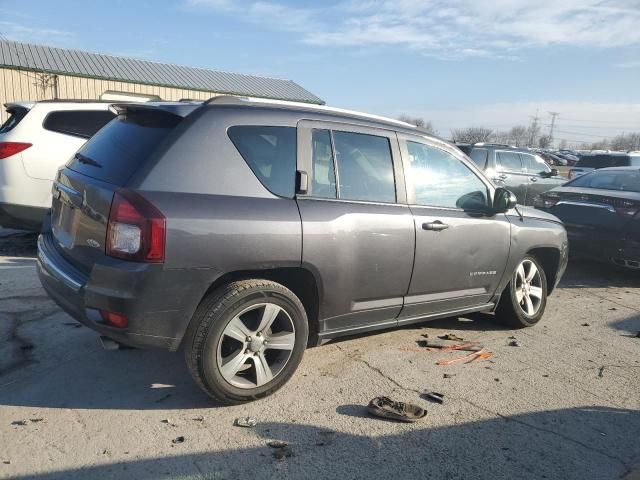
[568,169,640,193]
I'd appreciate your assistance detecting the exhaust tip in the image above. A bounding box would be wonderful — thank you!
[99,336,120,351]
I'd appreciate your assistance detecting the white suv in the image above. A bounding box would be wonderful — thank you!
[0,101,117,230]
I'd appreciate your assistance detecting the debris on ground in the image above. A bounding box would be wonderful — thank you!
[443,373,455,379]
[3,460,10,465]
[609,307,617,311]
[422,392,444,404]
[160,419,176,426]
[494,378,500,382]
[581,323,590,327]
[438,333,464,341]
[11,420,26,426]
[192,416,204,422]
[366,396,427,423]
[171,436,185,444]
[271,446,293,460]
[417,339,483,352]
[234,417,257,428]
[436,349,494,366]
[29,418,43,423]
[598,366,605,378]
[267,440,288,449]
[508,340,521,347]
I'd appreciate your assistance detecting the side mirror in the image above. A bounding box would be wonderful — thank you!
[549,168,559,177]
[493,187,517,213]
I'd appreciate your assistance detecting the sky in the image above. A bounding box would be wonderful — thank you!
[0,0,639,144]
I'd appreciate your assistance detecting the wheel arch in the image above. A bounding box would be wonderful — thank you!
[177,266,321,350]
[526,247,561,294]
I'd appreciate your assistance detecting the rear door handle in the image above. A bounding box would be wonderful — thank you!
[530,177,538,182]
[422,221,449,231]
[492,174,507,182]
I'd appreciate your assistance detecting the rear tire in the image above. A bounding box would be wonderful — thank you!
[496,255,548,328]
[184,279,308,405]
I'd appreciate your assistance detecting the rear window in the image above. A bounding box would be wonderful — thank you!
[468,148,488,169]
[0,106,29,134]
[576,155,630,168]
[67,109,181,185]
[228,126,296,198]
[43,110,115,139]
[568,169,640,193]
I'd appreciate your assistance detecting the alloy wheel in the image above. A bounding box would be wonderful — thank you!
[514,259,544,316]
[216,303,296,389]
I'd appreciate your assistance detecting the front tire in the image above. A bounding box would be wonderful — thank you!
[184,280,308,404]
[496,255,548,328]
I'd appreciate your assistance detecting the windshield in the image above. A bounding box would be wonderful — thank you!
[568,169,640,193]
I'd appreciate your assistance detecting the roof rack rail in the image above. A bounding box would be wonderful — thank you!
[203,95,417,129]
[473,142,511,147]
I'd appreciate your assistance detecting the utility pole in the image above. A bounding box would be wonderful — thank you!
[528,109,539,147]
[548,112,559,148]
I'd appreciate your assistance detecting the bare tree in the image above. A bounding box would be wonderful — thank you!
[538,135,552,149]
[610,132,640,151]
[451,127,493,144]
[398,114,436,134]
[508,125,528,147]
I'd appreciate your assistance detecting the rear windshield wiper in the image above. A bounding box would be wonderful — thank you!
[75,152,102,168]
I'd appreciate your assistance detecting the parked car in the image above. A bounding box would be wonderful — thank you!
[457,143,566,205]
[554,151,579,166]
[0,100,117,230]
[568,152,640,180]
[535,167,640,269]
[539,151,568,167]
[38,97,568,404]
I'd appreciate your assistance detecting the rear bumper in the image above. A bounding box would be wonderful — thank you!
[0,203,48,231]
[566,228,640,268]
[37,231,213,350]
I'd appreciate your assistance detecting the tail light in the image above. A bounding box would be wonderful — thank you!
[106,190,166,262]
[533,193,560,209]
[0,142,32,159]
[100,310,129,328]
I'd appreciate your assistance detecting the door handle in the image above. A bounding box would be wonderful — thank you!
[492,174,507,182]
[422,221,449,231]
[530,177,538,182]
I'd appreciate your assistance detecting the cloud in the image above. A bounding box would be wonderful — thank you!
[0,21,74,45]
[184,0,640,58]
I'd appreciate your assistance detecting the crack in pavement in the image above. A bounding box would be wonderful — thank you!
[335,344,633,471]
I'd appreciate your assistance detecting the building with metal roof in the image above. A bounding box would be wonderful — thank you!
[0,40,324,123]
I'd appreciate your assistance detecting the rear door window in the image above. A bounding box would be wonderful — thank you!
[43,110,116,138]
[67,109,181,185]
[228,126,297,198]
[496,151,523,172]
[332,130,396,203]
[521,153,550,173]
[0,106,30,134]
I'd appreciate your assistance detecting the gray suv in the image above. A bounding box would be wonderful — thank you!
[37,97,568,404]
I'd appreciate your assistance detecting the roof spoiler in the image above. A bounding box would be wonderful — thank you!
[109,102,201,118]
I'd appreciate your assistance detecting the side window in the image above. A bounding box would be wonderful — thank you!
[468,148,488,169]
[496,151,523,172]
[406,141,488,210]
[332,131,396,203]
[43,110,115,138]
[310,129,337,199]
[228,126,296,198]
[520,154,540,172]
